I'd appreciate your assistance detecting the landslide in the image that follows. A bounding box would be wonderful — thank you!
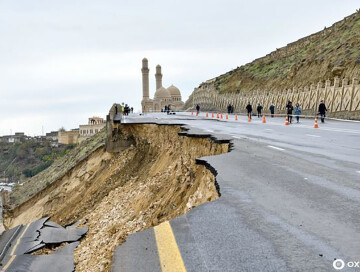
[202,11,360,94]
[4,124,229,272]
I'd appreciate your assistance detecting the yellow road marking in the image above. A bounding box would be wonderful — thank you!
[1,224,30,271]
[2,255,16,271]
[154,221,186,272]
[10,224,29,256]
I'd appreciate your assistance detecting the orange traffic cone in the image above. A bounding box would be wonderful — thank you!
[235,115,238,121]
[262,114,266,124]
[211,112,214,118]
[285,116,289,125]
[314,117,319,129]
[206,112,208,118]
[226,114,229,120]
[216,113,219,119]
[221,113,223,120]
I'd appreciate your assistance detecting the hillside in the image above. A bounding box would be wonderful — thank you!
[5,131,105,209]
[0,140,75,183]
[198,11,360,95]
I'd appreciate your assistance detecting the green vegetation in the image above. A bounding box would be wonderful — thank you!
[8,129,106,210]
[210,12,360,94]
[0,140,75,182]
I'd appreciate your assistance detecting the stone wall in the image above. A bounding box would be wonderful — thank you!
[186,77,360,118]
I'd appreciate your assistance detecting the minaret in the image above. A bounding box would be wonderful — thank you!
[141,58,150,100]
[155,64,163,90]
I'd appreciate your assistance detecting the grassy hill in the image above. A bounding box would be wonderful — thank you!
[0,140,75,183]
[209,11,360,94]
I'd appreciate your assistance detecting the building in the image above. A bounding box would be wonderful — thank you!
[79,117,106,139]
[58,129,79,145]
[45,131,59,141]
[141,58,185,113]
[0,132,27,143]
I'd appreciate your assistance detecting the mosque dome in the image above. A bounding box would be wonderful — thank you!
[154,87,171,100]
[167,85,181,96]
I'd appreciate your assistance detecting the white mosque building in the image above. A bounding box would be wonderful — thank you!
[141,58,184,112]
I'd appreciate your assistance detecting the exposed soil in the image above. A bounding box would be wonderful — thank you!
[4,124,229,272]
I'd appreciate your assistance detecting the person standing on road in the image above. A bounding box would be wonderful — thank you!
[246,102,253,120]
[318,100,327,123]
[257,103,263,118]
[227,104,232,114]
[269,104,275,118]
[295,103,302,123]
[125,104,130,115]
[115,104,118,115]
[286,101,294,124]
[196,104,200,114]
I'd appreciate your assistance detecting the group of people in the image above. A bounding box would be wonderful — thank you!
[163,105,173,114]
[196,100,328,123]
[285,101,301,124]
[285,100,327,123]
[114,103,134,116]
[246,102,274,119]
[246,101,327,123]
[227,104,235,114]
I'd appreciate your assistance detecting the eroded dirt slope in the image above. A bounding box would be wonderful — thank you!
[4,124,229,272]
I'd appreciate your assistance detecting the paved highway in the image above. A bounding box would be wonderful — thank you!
[113,112,360,272]
[0,217,87,272]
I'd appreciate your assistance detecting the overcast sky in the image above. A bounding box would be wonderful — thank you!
[0,0,358,136]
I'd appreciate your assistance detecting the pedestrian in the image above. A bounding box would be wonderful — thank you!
[131,107,134,113]
[115,104,118,115]
[295,103,302,123]
[124,104,129,116]
[227,104,233,114]
[246,102,252,120]
[318,100,327,123]
[196,104,200,114]
[257,103,263,118]
[286,101,294,124]
[269,104,275,118]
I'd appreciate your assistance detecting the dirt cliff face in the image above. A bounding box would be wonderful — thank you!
[4,124,229,272]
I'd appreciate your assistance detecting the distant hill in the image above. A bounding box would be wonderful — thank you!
[0,140,74,183]
[196,11,360,95]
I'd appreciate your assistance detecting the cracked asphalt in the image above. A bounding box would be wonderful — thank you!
[113,112,360,272]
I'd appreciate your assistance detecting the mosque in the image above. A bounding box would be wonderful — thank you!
[141,58,184,112]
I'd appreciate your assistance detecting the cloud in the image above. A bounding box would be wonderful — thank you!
[0,0,359,135]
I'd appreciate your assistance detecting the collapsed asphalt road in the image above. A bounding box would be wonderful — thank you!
[0,217,87,272]
[113,113,360,272]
